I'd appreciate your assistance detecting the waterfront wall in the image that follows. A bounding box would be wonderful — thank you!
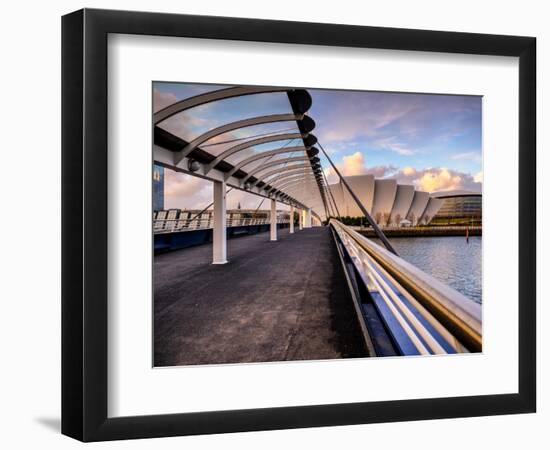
[356,226,482,238]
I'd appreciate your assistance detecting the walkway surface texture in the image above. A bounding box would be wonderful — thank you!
[154,227,367,366]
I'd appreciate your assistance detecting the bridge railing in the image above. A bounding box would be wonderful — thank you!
[154,217,290,234]
[330,219,482,355]
[349,225,483,231]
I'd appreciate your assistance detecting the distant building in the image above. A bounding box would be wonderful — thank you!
[431,190,482,225]
[328,175,443,226]
[153,165,164,211]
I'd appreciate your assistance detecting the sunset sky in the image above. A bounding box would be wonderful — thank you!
[154,82,482,210]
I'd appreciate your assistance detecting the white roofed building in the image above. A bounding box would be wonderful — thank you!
[328,175,444,226]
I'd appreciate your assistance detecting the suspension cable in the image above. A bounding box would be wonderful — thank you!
[317,142,398,255]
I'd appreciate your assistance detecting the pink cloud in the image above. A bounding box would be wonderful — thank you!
[323,151,396,183]
[324,151,481,193]
[153,89,178,113]
[164,170,212,210]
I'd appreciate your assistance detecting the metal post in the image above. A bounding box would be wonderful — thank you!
[270,198,277,241]
[212,180,227,264]
[289,205,295,234]
[305,208,312,228]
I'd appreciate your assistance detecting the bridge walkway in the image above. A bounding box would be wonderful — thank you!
[154,227,367,366]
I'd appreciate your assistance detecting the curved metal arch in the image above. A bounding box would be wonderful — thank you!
[224,146,308,180]
[174,113,303,165]
[282,182,323,197]
[203,132,303,175]
[154,86,312,125]
[270,183,319,200]
[265,171,315,190]
[260,167,314,187]
[155,86,287,125]
[250,163,312,187]
[269,176,318,195]
[268,178,317,198]
[242,156,310,185]
[281,181,324,200]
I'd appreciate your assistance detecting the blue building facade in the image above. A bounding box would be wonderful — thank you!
[153,165,165,211]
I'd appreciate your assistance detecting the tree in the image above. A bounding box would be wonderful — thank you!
[408,212,416,226]
[375,212,382,225]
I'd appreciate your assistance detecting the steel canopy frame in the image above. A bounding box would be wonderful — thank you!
[203,131,303,174]
[267,175,318,194]
[152,81,321,214]
[224,146,309,179]
[280,180,326,212]
[243,156,311,184]
[153,128,322,215]
[173,113,303,165]
[153,144,312,212]
[265,169,315,188]
[252,163,312,184]
[154,85,297,124]
[154,85,321,209]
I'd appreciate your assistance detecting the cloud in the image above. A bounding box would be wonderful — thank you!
[164,170,212,210]
[316,96,414,144]
[365,164,398,178]
[341,152,366,176]
[153,89,178,113]
[416,169,463,192]
[324,151,481,193]
[451,151,482,162]
[323,151,396,183]
[372,136,414,155]
[323,151,364,183]
[154,88,219,141]
[309,91,481,165]
[392,167,481,193]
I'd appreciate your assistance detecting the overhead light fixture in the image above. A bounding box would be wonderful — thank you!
[307,147,319,157]
[188,159,200,172]
[303,134,318,148]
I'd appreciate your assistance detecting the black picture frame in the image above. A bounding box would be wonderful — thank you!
[62,8,536,442]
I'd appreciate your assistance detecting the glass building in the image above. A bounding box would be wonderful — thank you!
[153,165,165,211]
[432,190,482,225]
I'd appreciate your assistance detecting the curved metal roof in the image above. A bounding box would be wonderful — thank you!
[153,85,329,218]
[431,189,482,198]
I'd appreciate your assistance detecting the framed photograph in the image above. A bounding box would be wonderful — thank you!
[62,8,536,441]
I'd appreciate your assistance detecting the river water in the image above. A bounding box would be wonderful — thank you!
[373,236,482,304]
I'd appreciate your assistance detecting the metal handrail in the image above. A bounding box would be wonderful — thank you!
[154,217,290,234]
[349,225,482,231]
[331,219,482,352]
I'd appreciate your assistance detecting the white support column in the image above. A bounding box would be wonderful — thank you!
[305,208,312,228]
[289,205,295,234]
[212,180,227,264]
[270,199,277,241]
[299,209,304,230]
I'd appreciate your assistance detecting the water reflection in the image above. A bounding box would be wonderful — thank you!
[377,236,482,304]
